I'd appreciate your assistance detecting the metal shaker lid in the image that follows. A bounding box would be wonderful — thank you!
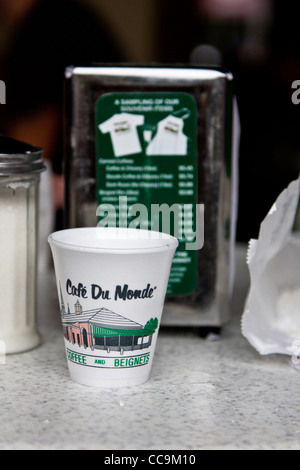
[0,135,46,175]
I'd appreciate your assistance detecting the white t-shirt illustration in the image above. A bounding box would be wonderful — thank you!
[146,115,188,156]
[99,113,145,157]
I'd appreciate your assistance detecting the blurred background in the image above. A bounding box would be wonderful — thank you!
[0,0,299,242]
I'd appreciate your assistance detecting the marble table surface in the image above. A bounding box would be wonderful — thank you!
[1,245,300,450]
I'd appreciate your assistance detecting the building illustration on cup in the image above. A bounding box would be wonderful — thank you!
[59,285,158,356]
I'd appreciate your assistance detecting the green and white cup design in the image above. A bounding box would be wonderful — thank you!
[48,227,178,388]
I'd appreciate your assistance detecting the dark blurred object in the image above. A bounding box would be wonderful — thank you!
[190,44,222,66]
[0,0,123,229]
[233,0,300,241]
[158,0,300,242]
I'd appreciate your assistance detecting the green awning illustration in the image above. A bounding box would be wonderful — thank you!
[93,318,158,338]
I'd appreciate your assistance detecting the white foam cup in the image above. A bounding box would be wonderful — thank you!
[48,227,178,388]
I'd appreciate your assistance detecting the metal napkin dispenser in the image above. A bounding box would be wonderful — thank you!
[64,65,239,328]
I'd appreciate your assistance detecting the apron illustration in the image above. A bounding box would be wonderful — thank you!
[146,108,190,156]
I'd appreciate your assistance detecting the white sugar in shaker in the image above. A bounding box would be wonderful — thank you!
[0,136,45,354]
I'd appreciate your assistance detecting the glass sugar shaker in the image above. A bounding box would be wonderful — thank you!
[0,136,45,354]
